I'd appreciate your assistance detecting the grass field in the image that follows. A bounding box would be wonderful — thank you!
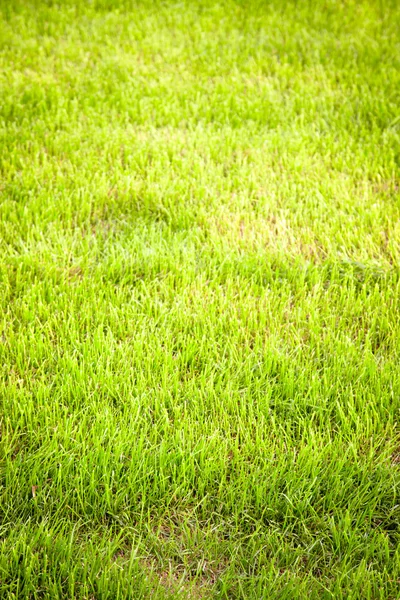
[1,0,400,597]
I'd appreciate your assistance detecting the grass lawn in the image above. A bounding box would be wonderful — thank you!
[1,0,400,597]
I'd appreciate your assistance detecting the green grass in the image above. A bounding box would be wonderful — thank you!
[1,0,400,597]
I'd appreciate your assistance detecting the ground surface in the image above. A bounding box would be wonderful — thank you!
[1,0,400,598]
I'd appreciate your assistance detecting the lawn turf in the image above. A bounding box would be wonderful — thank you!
[1,0,400,598]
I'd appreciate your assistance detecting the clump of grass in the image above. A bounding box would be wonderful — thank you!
[1,0,400,598]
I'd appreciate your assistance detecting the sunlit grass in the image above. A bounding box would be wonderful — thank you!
[1,0,400,598]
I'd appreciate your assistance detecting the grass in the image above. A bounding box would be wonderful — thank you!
[0,0,400,597]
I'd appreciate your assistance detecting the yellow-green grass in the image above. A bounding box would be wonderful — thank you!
[1,0,400,598]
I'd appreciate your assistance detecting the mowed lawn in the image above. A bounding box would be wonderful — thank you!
[1,0,400,598]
